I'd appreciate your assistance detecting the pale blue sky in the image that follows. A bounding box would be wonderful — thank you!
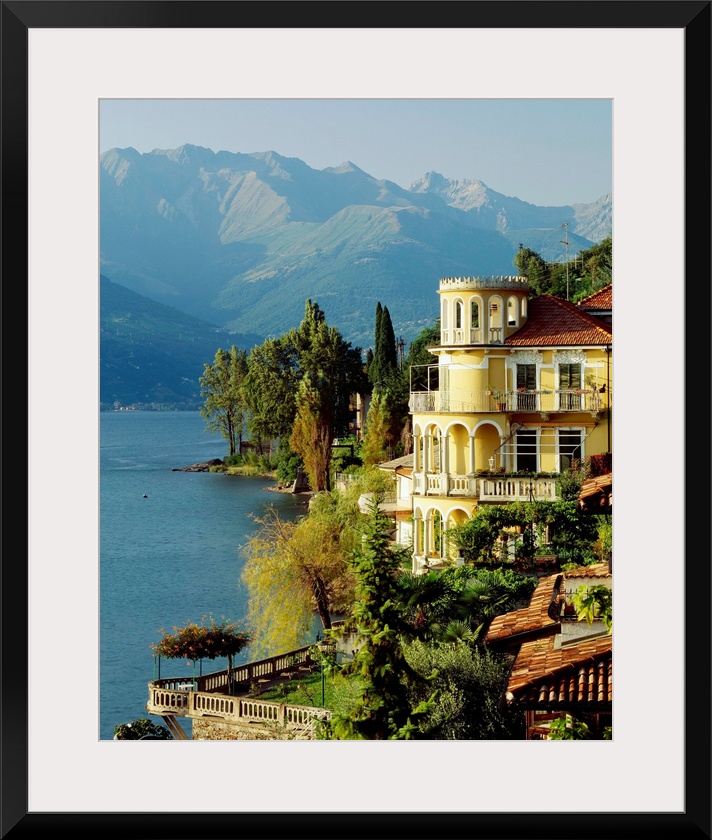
[100,98,611,207]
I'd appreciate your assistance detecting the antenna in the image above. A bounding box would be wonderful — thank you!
[396,336,406,367]
[560,222,570,300]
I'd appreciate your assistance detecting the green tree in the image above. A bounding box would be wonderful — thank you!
[290,377,333,493]
[241,496,359,657]
[288,299,366,491]
[514,246,550,295]
[361,389,390,466]
[242,336,299,450]
[323,500,435,740]
[404,322,440,391]
[404,640,524,740]
[368,302,383,385]
[370,303,397,386]
[199,346,248,457]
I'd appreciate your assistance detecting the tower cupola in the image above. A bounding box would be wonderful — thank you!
[437,275,530,346]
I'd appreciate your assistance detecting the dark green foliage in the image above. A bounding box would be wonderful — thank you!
[323,500,435,739]
[396,565,536,642]
[405,641,525,740]
[452,498,599,568]
[113,718,172,740]
[274,439,303,485]
[242,336,300,443]
[405,323,440,392]
[199,346,249,457]
[514,238,612,301]
[369,301,398,387]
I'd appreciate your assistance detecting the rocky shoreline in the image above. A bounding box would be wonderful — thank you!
[172,459,312,497]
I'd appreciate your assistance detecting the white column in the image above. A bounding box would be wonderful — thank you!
[423,515,431,558]
[413,510,422,555]
[468,434,476,475]
[413,432,421,472]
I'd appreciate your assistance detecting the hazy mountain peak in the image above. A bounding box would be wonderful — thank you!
[327,160,367,176]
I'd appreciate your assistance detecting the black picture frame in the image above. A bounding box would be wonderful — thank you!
[4,2,710,838]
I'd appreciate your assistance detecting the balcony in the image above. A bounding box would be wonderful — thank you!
[413,472,558,502]
[409,388,604,415]
[145,646,332,739]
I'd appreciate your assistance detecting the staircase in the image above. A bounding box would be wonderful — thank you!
[161,714,189,740]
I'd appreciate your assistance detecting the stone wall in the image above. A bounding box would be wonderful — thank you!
[192,718,316,741]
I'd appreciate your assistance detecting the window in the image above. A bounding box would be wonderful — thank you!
[470,300,480,329]
[559,430,582,471]
[516,429,537,472]
[507,296,518,326]
[516,363,537,409]
[517,364,537,390]
[455,301,463,329]
[559,363,582,409]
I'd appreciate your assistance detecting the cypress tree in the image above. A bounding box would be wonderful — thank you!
[380,306,398,375]
[369,303,383,385]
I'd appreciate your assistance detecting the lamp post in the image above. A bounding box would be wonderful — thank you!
[316,639,330,707]
[488,455,495,472]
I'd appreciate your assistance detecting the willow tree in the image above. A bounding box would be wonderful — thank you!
[241,500,358,657]
[199,346,248,457]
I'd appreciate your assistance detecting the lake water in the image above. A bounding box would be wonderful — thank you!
[100,411,306,740]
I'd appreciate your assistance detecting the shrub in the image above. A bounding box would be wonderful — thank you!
[113,718,171,740]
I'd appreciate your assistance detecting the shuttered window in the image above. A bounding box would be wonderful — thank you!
[517,364,537,390]
[559,363,582,389]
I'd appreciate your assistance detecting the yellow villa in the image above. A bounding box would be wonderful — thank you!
[408,275,612,573]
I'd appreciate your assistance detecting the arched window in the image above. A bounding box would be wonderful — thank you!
[455,300,463,329]
[507,296,518,326]
[470,300,480,328]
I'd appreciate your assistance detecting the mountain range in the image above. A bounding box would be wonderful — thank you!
[100,274,261,409]
[100,145,612,351]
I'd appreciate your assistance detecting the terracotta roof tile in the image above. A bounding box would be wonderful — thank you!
[563,562,611,580]
[579,474,612,500]
[506,635,612,707]
[577,284,612,311]
[485,572,561,644]
[506,295,612,347]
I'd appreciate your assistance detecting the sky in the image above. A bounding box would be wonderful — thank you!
[99,98,612,208]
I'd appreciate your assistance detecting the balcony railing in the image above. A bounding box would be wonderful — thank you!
[409,389,604,414]
[413,473,558,501]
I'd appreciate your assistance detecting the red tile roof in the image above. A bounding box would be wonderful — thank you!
[577,284,612,311]
[563,561,611,580]
[506,295,612,347]
[485,573,561,645]
[506,634,612,708]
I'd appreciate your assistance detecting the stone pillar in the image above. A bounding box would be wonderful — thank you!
[423,515,431,558]
[413,509,422,555]
[468,434,476,475]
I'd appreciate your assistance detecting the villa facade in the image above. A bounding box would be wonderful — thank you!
[407,276,612,574]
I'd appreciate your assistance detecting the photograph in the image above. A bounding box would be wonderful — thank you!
[99,96,615,747]
[8,2,710,838]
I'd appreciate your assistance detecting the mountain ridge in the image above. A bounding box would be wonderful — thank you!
[100,144,611,347]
